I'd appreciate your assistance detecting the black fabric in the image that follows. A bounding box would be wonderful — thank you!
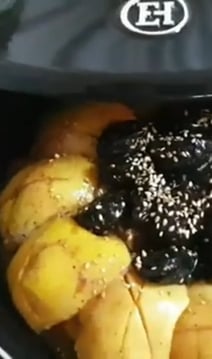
[0,0,211,96]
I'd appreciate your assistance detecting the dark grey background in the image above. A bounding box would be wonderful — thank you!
[0,0,211,97]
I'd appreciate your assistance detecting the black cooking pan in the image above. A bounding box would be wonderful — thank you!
[0,1,212,358]
[0,90,212,359]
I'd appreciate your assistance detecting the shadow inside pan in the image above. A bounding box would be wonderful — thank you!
[0,90,58,359]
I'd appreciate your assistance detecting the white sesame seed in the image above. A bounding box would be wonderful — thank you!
[141,250,147,257]
[169,225,175,232]
[162,218,168,227]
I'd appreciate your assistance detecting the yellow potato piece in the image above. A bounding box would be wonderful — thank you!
[32,102,136,160]
[7,217,131,333]
[75,277,150,359]
[127,273,189,359]
[171,283,212,359]
[0,155,97,250]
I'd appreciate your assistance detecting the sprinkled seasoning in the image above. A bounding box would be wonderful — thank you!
[134,255,142,270]
[75,191,128,236]
[84,262,91,270]
[54,153,61,159]
[134,245,198,284]
[77,111,212,284]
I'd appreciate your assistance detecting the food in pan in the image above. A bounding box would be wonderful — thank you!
[0,155,97,252]
[1,102,212,358]
[31,102,135,160]
[8,216,130,332]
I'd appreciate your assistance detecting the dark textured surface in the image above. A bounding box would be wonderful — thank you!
[135,246,198,284]
[87,106,212,283]
[0,0,211,95]
[76,191,129,236]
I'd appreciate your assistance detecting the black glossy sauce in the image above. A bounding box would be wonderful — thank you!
[76,112,212,284]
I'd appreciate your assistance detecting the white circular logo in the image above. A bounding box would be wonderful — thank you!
[120,0,190,36]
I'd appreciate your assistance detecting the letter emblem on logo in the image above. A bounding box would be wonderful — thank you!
[120,0,189,36]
